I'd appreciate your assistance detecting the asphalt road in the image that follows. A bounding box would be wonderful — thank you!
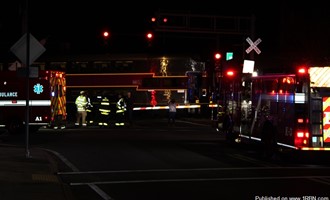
[3,118,330,200]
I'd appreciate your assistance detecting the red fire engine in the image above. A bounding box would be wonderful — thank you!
[219,66,330,152]
[0,69,66,134]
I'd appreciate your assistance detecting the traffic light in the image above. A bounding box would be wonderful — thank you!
[103,31,110,39]
[146,32,154,47]
[102,31,110,47]
[214,52,222,60]
[150,17,168,24]
[146,32,153,40]
[224,69,236,80]
[163,17,168,23]
[214,52,222,70]
[225,70,235,77]
[151,17,156,22]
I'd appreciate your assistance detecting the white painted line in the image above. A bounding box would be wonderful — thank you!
[58,166,330,175]
[43,148,114,200]
[70,175,330,186]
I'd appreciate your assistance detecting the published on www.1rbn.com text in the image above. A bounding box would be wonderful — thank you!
[255,196,330,200]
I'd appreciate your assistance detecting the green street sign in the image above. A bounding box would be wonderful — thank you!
[226,52,233,61]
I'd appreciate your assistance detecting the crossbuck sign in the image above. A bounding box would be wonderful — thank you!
[245,37,262,54]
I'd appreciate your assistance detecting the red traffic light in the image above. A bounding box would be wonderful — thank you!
[214,53,222,60]
[226,70,235,77]
[103,31,110,38]
[146,32,153,40]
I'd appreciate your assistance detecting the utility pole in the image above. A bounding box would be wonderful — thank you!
[24,0,31,158]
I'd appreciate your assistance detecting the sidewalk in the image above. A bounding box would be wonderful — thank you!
[0,143,74,200]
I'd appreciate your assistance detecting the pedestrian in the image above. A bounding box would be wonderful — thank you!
[115,93,126,127]
[168,99,177,125]
[125,91,134,126]
[75,91,88,127]
[199,90,209,117]
[223,111,234,142]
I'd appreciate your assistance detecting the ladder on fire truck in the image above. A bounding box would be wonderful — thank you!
[310,95,324,147]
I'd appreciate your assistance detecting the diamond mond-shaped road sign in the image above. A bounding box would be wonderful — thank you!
[10,33,46,65]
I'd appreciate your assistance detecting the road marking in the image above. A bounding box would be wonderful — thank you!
[177,120,210,127]
[229,154,279,167]
[44,149,114,200]
[69,175,330,186]
[309,177,330,186]
[58,165,330,175]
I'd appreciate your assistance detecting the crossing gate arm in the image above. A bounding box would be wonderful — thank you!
[133,104,200,111]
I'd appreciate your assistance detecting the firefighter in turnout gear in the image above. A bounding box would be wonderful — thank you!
[98,96,111,127]
[75,91,88,127]
[86,95,94,125]
[115,94,126,127]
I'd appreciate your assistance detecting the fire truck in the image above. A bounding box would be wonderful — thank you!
[0,69,66,134]
[218,66,330,152]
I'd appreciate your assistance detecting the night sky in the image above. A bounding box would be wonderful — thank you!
[1,1,330,72]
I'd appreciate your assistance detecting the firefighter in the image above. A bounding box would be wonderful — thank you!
[98,96,111,127]
[115,93,126,127]
[86,94,94,125]
[75,91,88,127]
[125,91,134,126]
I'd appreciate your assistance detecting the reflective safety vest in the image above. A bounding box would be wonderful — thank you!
[115,122,125,126]
[86,97,93,113]
[75,95,87,112]
[99,97,111,115]
[116,98,126,113]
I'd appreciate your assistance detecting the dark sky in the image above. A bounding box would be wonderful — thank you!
[1,1,330,72]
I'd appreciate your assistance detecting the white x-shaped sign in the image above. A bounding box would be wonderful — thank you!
[246,37,262,54]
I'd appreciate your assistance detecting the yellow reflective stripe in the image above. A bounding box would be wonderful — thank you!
[99,109,110,112]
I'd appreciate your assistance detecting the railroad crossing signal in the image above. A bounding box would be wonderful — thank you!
[245,37,262,54]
